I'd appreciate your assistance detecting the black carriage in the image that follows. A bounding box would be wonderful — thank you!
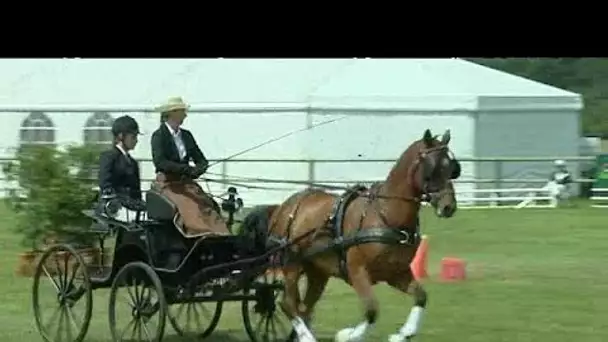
[31,187,291,342]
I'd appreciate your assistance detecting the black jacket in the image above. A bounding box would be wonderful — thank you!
[151,123,209,176]
[98,146,142,200]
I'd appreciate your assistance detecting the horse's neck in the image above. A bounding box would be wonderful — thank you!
[376,148,421,228]
[384,147,420,197]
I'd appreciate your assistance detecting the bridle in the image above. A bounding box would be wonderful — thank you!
[413,144,458,204]
[361,143,458,205]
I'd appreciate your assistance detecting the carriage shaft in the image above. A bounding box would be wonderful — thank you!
[169,293,258,305]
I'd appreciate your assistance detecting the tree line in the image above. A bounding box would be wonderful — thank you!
[469,58,608,136]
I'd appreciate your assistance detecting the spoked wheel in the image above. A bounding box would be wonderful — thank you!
[167,297,223,338]
[33,244,93,342]
[109,261,167,342]
[242,269,296,342]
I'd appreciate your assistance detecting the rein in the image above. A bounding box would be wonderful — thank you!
[207,115,349,168]
[203,142,456,233]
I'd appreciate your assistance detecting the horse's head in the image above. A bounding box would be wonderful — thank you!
[413,129,460,218]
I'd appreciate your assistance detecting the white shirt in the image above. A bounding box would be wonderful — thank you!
[115,144,129,157]
[165,122,187,160]
[115,144,137,167]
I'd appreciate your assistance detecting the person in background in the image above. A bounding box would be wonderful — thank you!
[98,115,146,218]
[547,159,573,205]
[150,96,228,236]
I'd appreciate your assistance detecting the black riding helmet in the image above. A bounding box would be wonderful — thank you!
[111,115,140,137]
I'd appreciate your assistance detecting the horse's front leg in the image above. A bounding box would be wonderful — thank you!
[280,265,317,342]
[334,266,378,342]
[387,273,427,342]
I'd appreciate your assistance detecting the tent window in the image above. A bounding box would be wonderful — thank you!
[19,111,56,146]
[84,112,114,146]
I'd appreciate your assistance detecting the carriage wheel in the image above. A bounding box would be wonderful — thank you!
[242,269,296,342]
[167,299,223,338]
[32,244,93,342]
[109,261,167,342]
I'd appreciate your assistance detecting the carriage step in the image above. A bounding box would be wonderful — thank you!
[88,266,113,281]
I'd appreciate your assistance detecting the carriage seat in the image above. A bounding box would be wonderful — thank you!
[145,188,223,239]
[146,189,178,222]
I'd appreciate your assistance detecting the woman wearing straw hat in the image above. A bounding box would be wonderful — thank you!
[150,96,229,236]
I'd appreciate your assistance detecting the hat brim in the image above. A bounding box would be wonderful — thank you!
[155,103,191,113]
[125,130,144,136]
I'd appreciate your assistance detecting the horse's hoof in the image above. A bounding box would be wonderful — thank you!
[299,333,318,342]
[388,333,407,342]
[335,328,358,342]
[335,328,353,342]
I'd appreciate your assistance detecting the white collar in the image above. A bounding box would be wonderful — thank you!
[165,122,181,136]
[115,144,129,156]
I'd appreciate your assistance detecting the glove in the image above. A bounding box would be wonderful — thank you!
[100,188,117,200]
[189,164,207,179]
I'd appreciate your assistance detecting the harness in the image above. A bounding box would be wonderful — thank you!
[279,142,460,282]
[327,185,422,281]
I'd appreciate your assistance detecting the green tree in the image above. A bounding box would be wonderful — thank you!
[3,144,104,250]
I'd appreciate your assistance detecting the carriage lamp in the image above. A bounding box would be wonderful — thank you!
[221,187,243,213]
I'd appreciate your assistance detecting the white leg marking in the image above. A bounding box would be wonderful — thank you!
[388,306,424,342]
[335,321,372,342]
[292,316,317,342]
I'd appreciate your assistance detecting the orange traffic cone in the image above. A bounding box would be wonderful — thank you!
[440,257,466,282]
[410,235,429,280]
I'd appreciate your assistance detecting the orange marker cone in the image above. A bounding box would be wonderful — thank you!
[440,257,466,282]
[410,235,429,280]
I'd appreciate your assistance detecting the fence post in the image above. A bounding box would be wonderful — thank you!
[307,160,315,187]
[221,161,228,191]
[494,160,503,196]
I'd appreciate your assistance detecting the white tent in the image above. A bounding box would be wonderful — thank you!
[0,58,581,110]
[0,58,583,205]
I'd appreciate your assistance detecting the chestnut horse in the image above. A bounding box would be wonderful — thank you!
[242,129,460,342]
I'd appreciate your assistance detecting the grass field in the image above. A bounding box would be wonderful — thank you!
[1,203,607,342]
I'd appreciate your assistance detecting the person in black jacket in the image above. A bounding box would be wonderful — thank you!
[98,115,146,214]
[150,97,228,236]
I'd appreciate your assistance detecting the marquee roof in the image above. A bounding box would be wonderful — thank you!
[0,58,582,112]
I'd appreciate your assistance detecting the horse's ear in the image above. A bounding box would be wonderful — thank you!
[422,129,433,146]
[441,129,451,145]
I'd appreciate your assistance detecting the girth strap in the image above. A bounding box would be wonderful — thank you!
[344,227,420,249]
[300,227,420,277]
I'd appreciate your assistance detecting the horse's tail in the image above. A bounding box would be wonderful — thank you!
[239,204,280,252]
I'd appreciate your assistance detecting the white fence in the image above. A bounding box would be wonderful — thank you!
[591,188,608,208]
[457,187,556,209]
[0,156,603,209]
[201,156,592,209]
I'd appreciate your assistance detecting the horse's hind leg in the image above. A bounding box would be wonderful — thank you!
[300,265,330,326]
[335,266,378,342]
[387,273,427,342]
[280,265,317,342]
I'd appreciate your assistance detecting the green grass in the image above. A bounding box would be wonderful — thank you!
[1,203,607,342]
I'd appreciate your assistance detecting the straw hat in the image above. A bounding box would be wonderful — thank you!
[155,96,190,113]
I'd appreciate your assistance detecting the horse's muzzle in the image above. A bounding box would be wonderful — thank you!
[437,203,457,218]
